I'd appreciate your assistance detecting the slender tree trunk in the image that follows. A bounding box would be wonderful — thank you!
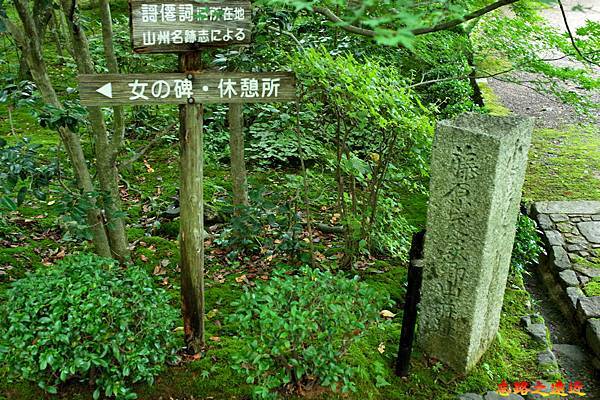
[99,0,125,152]
[61,0,130,262]
[228,103,249,210]
[179,53,205,353]
[9,0,112,257]
[50,10,63,57]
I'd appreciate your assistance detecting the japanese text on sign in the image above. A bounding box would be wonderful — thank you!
[126,78,281,100]
[130,1,252,51]
[140,4,246,23]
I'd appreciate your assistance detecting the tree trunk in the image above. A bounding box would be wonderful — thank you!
[99,0,125,152]
[179,53,205,353]
[9,0,112,258]
[228,103,249,210]
[61,0,130,262]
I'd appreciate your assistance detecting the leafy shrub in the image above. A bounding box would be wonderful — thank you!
[228,267,388,399]
[215,190,306,260]
[511,214,544,278]
[0,137,57,212]
[0,254,179,399]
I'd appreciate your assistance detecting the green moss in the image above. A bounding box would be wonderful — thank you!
[584,277,600,297]
[522,125,600,201]
[479,82,511,117]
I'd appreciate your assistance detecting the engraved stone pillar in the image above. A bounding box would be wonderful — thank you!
[418,113,533,373]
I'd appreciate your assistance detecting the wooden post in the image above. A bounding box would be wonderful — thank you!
[229,103,249,210]
[179,52,205,353]
[395,230,425,377]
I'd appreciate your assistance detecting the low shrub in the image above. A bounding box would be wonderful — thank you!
[0,253,179,399]
[228,267,388,399]
[510,214,544,281]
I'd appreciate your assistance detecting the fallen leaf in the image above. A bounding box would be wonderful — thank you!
[143,159,155,173]
[210,336,221,342]
[380,310,396,319]
[153,265,166,275]
[207,309,218,319]
[377,343,385,354]
[140,254,149,262]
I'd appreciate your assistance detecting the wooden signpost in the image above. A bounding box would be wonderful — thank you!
[79,72,295,106]
[79,0,296,353]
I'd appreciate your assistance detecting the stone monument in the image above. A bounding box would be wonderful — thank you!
[418,113,533,372]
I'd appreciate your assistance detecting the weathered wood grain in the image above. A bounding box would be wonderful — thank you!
[129,0,252,53]
[78,72,296,106]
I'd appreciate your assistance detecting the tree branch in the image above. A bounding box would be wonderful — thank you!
[557,0,599,67]
[314,0,521,39]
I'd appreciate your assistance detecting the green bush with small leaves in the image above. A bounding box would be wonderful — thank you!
[228,267,388,399]
[511,214,544,279]
[0,254,179,399]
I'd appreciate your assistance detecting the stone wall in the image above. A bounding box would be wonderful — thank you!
[530,201,600,369]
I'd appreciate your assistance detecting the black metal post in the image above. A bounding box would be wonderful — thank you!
[395,230,425,377]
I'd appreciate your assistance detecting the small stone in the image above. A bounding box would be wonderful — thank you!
[558,269,579,288]
[551,246,571,270]
[586,319,600,357]
[567,244,586,252]
[483,391,524,400]
[581,216,592,221]
[534,201,600,215]
[566,287,585,309]
[568,253,579,261]
[566,235,587,245]
[520,315,532,327]
[578,221,600,244]
[545,231,565,247]
[536,214,553,230]
[550,213,569,222]
[556,222,573,233]
[538,350,556,369]
[525,323,548,344]
[593,215,600,221]
[552,344,588,364]
[571,217,582,223]
[573,264,600,278]
[577,297,600,320]
[579,251,590,257]
[458,394,484,400]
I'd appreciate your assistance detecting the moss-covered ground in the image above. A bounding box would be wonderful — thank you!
[0,3,573,399]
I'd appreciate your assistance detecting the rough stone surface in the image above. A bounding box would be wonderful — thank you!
[550,213,569,222]
[535,201,600,215]
[573,264,600,278]
[558,269,579,288]
[536,213,553,230]
[484,392,524,400]
[550,246,570,270]
[553,344,588,363]
[458,394,484,400]
[537,350,559,374]
[586,319,600,357]
[526,323,548,344]
[567,244,586,252]
[566,287,585,309]
[577,297,600,320]
[418,114,533,373]
[578,221,600,244]
[545,231,564,247]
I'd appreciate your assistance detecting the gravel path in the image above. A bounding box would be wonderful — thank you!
[487,0,599,128]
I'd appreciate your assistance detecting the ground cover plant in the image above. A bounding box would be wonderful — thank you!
[0,0,598,398]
